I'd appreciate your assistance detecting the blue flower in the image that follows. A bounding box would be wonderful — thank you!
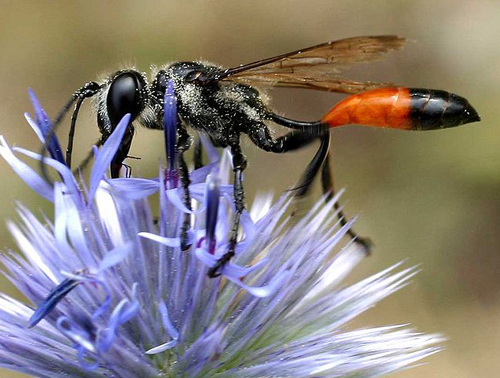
[0,90,442,377]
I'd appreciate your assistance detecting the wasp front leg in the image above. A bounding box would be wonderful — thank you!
[110,127,134,179]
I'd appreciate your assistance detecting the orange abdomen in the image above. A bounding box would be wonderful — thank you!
[322,87,413,129]
[322,87,480,130]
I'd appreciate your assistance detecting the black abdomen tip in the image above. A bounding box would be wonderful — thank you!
[409,88,480,130]
[461,100,481,124]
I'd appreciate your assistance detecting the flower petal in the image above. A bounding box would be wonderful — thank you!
[98,243,133,272]
[28,89,65,164]
[13,147,80,202]
[89,114,131,200]
[107,177,160,199]
[0,137,53,201]
[28,278,80,328]
[138,232,180,247]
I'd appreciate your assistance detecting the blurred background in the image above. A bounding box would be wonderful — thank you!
[0,0,499,376]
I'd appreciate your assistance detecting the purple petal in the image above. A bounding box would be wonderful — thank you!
[107,178,160,199]
[98,243,133,272]
[146,340,178,355]
[158,300,178,340]
[194,246,267,277]
[138,232,180,247]
[24,112,44,142]
[194,246,218,266]
[57,316,97,353]
[89,114,131,200]
[221,258,268,277]
[28,89,65,164]
[13,147,80,202]
[225,269,291,298]
[145,300,178,354]
[165,188,198,213]
[164,79,177,172]
[28,278,80,328]
[99,296,139,351]
[190,162,219,184]
[0,137,53,201]
[77,348,100,371]
[54,182,78,258]
[205,174,221,254]
[200,135,220,163]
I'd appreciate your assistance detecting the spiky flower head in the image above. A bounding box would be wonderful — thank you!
[0,89,442,377]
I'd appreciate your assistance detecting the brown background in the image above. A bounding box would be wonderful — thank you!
[0,1,499,377]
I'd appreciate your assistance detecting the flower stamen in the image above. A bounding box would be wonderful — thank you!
[28,277,80,328]
[164,79,178,189]
[205,173,221,255]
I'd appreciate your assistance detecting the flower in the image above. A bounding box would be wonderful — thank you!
[0,89,443,378]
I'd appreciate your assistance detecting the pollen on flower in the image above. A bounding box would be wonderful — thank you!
[0,90,443,378]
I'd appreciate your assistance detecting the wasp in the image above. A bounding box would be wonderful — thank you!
[50,35,479,277]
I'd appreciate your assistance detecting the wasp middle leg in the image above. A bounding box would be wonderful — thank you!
[207,143,247,278]
[207,123,325,277]
[270,113,372,253]
[177,128,194,251]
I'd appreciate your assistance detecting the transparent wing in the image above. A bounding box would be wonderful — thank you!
[218,35,405,94]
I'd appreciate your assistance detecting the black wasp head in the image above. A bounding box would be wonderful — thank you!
[97,70,149,134]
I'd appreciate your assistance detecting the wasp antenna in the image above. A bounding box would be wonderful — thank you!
[67,82,101,168]
[39,82,101,186]
[39,94,78,187]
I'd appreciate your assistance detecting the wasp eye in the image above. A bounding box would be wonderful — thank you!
[106,71,146,128]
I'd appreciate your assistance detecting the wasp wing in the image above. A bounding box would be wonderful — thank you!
[218,35,405,94]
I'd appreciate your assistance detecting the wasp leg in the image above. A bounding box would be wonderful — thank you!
[269,113,373,253]
[207,143,246,278]
[292,132,330,197]
[177,129,193,251]
[268,113,323,130]
[121,163,132,178]
[248,122,325,153]
[321,148,372,254]
[207,125,328,278]
[194,137,203,170]
[72,137,105,175]
[110,127,134,179]
[249,122,328,196]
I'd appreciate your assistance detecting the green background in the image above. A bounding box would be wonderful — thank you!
[0,1,499,377]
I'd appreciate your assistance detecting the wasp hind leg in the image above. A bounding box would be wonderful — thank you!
[266,113,373,253]
[249,120,328,197]
[321,149,372,255]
